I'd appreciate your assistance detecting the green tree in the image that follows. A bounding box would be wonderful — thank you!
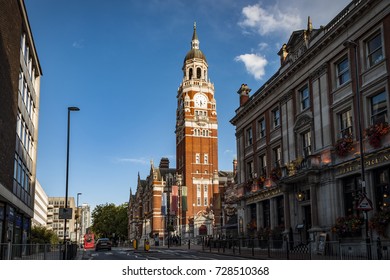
[91,203,128,243]
[30,225,59,244]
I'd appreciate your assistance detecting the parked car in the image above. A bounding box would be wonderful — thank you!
[95,238,112,251]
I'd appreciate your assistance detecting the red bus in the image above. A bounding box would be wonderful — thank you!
[83,233,95,249]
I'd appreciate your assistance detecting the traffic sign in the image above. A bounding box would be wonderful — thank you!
[59,208,73,219]
[357,196,373,211]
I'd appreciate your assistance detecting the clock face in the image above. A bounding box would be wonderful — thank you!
[194,94,208,108]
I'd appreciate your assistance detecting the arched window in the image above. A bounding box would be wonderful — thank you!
[197,67,201,79]
[189,68,193,79]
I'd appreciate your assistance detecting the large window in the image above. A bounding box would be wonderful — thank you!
[258,118,266,138]
[300,85,310,110]
[371,91,387,124]
[367,32,383,67]
[259,154,267,177]
[276,196,284,226]
[195,153,200,164]
[272,108,280,128]
[197,185,201,206]
[336,56,350,86]
[343,177,362,216]
[374,169,390,210]
[273,147,281,167]
[246,160,254,180]
[302,131,312,157]
[203,185,208,206]
[246,127,253,146]
[339,110,353,138]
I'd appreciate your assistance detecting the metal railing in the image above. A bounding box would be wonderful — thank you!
[198,237,389,260]
[0,243,79,260]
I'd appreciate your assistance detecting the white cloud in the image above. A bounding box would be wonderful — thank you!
[235,53,268,80]
[72,39,85,49]
[258,42,268,51]
[115,157,148,164]
[238,4,301,36]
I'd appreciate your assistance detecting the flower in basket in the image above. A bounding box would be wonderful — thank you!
[369,209,390,238]
[246,219,257,232]
[364,122,390,148]
[259,175,266,183]
[270,167,282,181]
[332,215,363,237]
[257,227,271,240]
[334,136,354,157]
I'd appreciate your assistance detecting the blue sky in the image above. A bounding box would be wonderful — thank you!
[25,0,351,210]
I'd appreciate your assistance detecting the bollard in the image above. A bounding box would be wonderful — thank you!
[144,239,150,251]
[188,239,191,250]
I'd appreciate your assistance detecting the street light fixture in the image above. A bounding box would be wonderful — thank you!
[343,40,371,259]
[165,173,173,248]
[63,106,80,259]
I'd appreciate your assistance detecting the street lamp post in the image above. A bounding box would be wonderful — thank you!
[166,174,172,248]
[343,40,371,259]
[176,173,182,241]
[76,192,82,247]
[63,106,80,259]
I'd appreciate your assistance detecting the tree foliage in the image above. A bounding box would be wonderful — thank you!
[91,203,128,242]
[30,225,59,244]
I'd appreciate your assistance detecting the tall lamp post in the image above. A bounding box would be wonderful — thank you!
[76,192,82,247]
[176,173,182,240]
[166,174,173,248]
[343,40,371,259]
[63,106,80,259]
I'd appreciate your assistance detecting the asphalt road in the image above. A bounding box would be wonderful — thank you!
[81,247,251,260]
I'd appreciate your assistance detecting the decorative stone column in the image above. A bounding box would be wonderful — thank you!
[256,201,263,230]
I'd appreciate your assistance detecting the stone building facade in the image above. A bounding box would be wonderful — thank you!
[230,0,390,247]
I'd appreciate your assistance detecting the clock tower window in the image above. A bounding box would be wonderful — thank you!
[189,68,193,80]
[197,67,201,79]
[197,185,201,206]
[203,185,208,206]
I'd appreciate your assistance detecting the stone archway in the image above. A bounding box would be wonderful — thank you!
[199,224,207,236]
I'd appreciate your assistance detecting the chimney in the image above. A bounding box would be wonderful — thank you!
[237,84,251,106]
[233,158,237,177]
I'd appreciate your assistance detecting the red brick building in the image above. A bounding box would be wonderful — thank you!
[128,24,234,243]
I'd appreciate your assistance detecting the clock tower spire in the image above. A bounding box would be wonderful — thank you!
[176,23,219,238]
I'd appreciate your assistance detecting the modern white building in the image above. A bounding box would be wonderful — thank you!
[32,180,48,227]
[47,197,76,241]
[79,203,91,245]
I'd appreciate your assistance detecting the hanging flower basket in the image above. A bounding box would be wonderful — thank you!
[364,122,390,148]
[369,209,390,238]
[332,215,363,237]
[334,136,354,157]
[270,167,282,181]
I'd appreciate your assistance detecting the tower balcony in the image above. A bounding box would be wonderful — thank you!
[194,115,209,122]
[181,80,214,91]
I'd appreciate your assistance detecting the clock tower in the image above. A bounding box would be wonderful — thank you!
[176,23,219,237]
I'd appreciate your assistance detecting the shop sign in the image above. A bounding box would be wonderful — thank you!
[337,150,390,176]
[246,188,282,204]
